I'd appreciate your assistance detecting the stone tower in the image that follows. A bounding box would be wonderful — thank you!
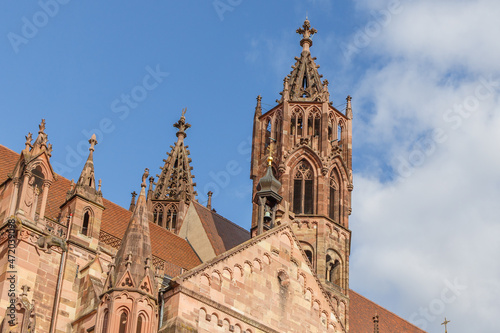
[250,19,353,329]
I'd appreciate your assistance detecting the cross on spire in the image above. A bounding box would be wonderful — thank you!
[441,317,450,333]
[173,107,191,138]
[296,18,317,52]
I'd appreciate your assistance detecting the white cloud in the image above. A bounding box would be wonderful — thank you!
[349,1,500,332]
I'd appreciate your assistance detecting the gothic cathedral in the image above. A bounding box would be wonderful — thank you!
[0,20,425,333]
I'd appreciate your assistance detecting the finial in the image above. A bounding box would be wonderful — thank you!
[141,169,149,188]
[346,95,353,119]
[441,317,450,333]
[89,134,98,152]
[39,119,46,133]
[25,132,33,151]
[131,191,137,199]
[296,19,317,52]
[173,108,191,138]
[255,95,262,116]
[98,179,102,192]
[207,191,213,210]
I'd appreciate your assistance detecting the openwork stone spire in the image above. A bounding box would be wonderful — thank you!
[281,19,329,103]
[153,109,197,203]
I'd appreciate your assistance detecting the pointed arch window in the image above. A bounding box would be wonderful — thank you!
[166,205,178,231]
[329,176,337,221]
[291,110,303,137]
[274,115,281,146]
[328,114,335,141]
[307,110,321,137]
[264,118,272,148]
[118,312,128,333]
[136,315,143,333]
[300,242,314,267]
[338,123,343,144]
[82,210,90,236]
[153,204,164,227]
[102,311,109,333]
[293,161,314,214]
[326,252,342,287]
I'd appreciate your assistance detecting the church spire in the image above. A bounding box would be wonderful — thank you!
[76,134,97,189]
[108,169,155,293]
[153,109,197,203]
[97,169,158,332]
[67,134,102,205]
[281,19,329,103]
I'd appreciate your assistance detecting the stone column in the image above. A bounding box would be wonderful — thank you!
[8,177,20,216]
[38,181,51,221]
[18,171,31,215]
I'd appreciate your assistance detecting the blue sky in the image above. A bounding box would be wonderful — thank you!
[2,1,500,332]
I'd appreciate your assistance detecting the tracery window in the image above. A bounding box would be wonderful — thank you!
[153,204,164,227]
[166,205,178,231]
[307,110,321,137]
[290,110,303,136]
[293,161,314,214]
[265,118,272,148]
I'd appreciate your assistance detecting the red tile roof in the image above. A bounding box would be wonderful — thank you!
[0,145,202,272]
[349,289,427,333]
[193,201,250,255]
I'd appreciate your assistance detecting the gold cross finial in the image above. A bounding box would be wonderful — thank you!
[441,317,450,333]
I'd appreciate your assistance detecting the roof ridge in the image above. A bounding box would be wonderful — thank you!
[349,289,426,332]
[193,200,248,233]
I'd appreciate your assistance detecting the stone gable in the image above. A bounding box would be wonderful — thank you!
[161,224,346,333]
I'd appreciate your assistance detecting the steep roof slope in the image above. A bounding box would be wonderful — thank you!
[349,290,426,333]
[0,145,202,274]
[193,201,250,255]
